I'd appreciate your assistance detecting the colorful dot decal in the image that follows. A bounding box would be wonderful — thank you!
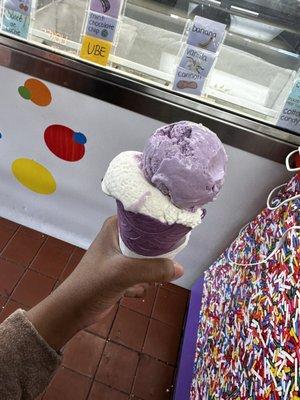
[12,158,56,195]
[73,132,87,145]
[18,85,31,100]
[18,78,52,106]
[44,125,87,162]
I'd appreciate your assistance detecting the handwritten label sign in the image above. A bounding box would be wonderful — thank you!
[173,67,205,96]
[3,0,31,16]
[2,8,30,38]
[187,16,226,53]
[80,35,112,65]
[179,46,216,78]
[277,79,300,134]
[86,11,118,42]
[90,0,122,18]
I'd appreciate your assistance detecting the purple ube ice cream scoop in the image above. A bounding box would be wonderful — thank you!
[141,121,227,211]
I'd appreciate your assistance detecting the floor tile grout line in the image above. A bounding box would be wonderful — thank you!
[141,284,159,350]
[0,225,36,312]
[107,302,120,338]
[84,302,120,400]
[92,380,133,397]
[9,270,58,311]
[43,317,179,399]
[92,335,143,395]
[120,303,186,330]
[56,245,79,283]
[59,365,95,381]
[0,224,22,257]
[130,288,158,398]
[26,235,57,273]
[2,229,48,272]
[9,268,57,308]
[9,241,76,283]
[2,226,49,302]
[0,255,29,269]
[129,351,142,397]
[1,265,29,309]
[150,284,161,320]
[0,297,30,318]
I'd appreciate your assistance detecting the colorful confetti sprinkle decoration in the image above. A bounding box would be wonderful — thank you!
[191,175,300,400]
[44,124,87,162]
[18,78,52,106]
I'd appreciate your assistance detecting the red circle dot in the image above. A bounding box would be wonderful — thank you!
[44,125,85,162]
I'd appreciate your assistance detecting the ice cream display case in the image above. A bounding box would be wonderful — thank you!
[0,0,299,134]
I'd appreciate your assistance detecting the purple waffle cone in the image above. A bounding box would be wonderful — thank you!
[116,200,191,257]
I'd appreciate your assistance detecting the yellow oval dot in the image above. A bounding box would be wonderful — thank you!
[12,158,56,195]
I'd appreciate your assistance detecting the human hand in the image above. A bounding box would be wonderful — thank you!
[27,216,184,350]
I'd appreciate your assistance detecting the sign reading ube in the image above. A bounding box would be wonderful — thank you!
[179,46,216,78]
[89,0,122,19]
[277,79,300,134]
[86,11,118,42]
[187,16,226,53]
[80,35,112,65]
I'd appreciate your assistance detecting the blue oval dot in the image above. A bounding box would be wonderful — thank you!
[73,132,87,145]
[0,133,2,139]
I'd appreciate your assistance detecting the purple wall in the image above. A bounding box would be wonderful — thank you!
[174,275,204,400]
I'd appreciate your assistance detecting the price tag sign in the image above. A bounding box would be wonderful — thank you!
[80,35,112,65]
[4,0,31,15]
[187,16,226,53]
[277,79,300,134]
[2,9,30,38]
[80,0,122,66]
[173,67,205,96]
[179,46,216,78]
[89,0,122,18]
[2,0,32,38]
[86,11,118,42]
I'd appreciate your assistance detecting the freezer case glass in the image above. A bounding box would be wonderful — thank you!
[1,0,299,132]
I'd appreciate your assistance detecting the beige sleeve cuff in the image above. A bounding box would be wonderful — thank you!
[0,309,61,400]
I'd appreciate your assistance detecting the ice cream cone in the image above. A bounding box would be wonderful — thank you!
[118,232,191,259]
[102,121,228,263]
[116,200,191,258]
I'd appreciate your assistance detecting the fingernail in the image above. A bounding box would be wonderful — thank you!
[173,262,184,280]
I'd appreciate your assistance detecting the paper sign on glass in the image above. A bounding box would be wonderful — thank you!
[179,46,216,78]
[173,67,205,96]
[80,35,112,66]
[187,16,226,53]
[277,79,300,134]
[89,0,122,19]
[2,8,30,38]
[3,0,31,16]
[86,11,118,42]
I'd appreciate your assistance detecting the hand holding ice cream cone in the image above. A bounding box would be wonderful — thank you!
[102,121,227,259]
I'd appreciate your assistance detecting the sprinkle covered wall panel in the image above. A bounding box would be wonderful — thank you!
[176,176,300,399]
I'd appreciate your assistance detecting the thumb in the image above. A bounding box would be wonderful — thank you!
[121,257,184,286]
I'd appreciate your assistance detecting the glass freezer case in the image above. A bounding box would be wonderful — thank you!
[0,0,299,135]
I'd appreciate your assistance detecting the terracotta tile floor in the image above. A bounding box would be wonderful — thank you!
[0,218,190,400]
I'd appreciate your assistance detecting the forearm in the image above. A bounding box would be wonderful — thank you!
[26,281,85,351]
